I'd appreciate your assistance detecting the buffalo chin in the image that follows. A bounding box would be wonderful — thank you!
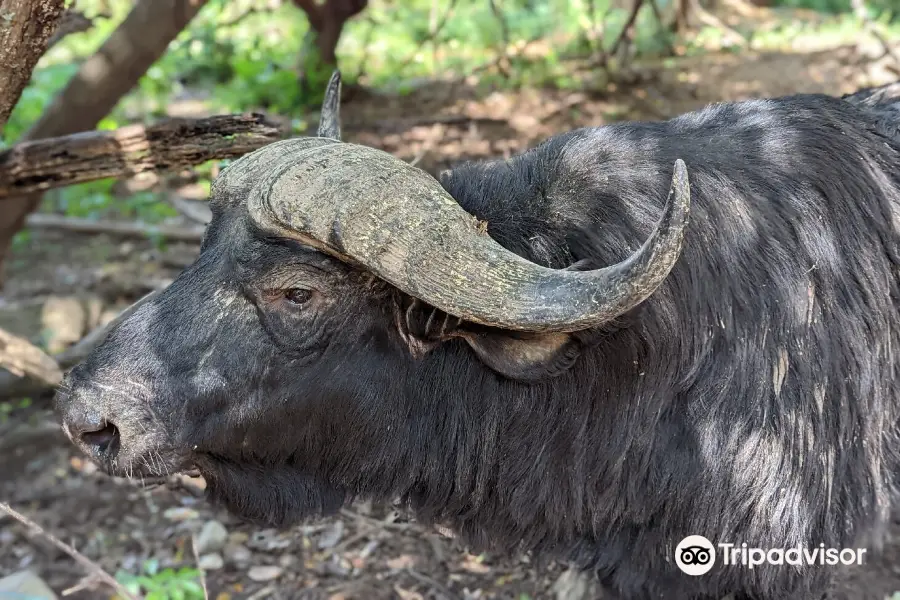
[198,457,346,527]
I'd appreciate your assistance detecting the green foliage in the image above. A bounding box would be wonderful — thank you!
[772,0,897,18]
[11,230,32,253]
[8,0,898,141]
[0,398,32,425]
[42,180,176,223]
[116,560,204,600]
[5,0,898,234]
[1,63,78,147]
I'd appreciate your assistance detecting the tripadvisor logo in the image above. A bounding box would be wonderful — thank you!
[675,535,716,575]
[673,535,868,576]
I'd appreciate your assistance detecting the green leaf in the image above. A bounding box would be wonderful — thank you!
[180,580,204,595]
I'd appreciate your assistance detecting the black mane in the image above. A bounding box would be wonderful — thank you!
[352,92,900,598]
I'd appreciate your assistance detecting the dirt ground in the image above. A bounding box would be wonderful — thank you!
[3,27,900,600]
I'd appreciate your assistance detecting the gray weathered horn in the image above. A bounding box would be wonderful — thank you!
[317,70,342,140]
[240,139,690,333]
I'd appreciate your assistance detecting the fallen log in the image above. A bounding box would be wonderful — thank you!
[0,113,283,198]
[24,214,205,242]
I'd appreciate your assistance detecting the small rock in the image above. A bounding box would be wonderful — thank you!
[0,570,57,599]
[69,456,98,476]
[224,543,252,566]
[552,567,606,600]
[278,554,298,568]
[163,507,200,522]
[0,528,15,545]
[248,529,291,551]
[459,553,490,574]
[198,553,224,571]
[228,531,250,545]
[41,296,89,353]
[247,565,283,582]
[121,554,141,572]
[358,540,379,559]
[317,520,344,550]
[195,520,228,554]
[386,554,416,570]
[320,556,351,577]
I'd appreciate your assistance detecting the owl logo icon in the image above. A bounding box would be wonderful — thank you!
[675,535,716,575]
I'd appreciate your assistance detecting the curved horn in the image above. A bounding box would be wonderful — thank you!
[317,70,342,140]
[242,140,690,333]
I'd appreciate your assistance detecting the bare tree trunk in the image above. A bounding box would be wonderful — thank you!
[293,0,367,98]
[0,0,208,281]
[0,0,64,387]
[0,0,64,127]
[674,0,691,33]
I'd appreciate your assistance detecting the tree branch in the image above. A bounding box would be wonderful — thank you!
[0,290,162,399]
[684,0,748,47]
[0,113,283,198]
[395,0,458,75]
[0,327,61,385]
[607,0,644,60]
[0,502,139,600]
[293,0,324,30]
[0,0,65,127]
[219,2,276,28]
[851,0,900,70]
[488,0,511,77]
[46,7,97,49]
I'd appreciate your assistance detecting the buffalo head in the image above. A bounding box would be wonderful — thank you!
[54,71,691,526]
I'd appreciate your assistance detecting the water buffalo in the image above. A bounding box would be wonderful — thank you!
[55,73,900,600]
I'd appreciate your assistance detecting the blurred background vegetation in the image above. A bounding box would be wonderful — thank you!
[3,0,898,240]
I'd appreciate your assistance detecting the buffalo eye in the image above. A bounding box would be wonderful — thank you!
[284,288,313,306]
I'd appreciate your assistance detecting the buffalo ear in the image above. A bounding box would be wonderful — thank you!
[455,330,584,382]
[394,296,590,381]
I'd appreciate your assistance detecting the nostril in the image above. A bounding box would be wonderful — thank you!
[80,422,120,456]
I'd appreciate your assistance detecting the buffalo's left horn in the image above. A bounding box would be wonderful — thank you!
[237,139,690,333]
[317,70,342,140]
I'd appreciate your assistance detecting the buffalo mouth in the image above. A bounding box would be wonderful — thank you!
[87,442,208,496]
[76,434,197,486]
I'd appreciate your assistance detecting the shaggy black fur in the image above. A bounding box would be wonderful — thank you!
[56,85,900,600]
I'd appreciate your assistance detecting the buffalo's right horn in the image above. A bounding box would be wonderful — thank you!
[234,138,691,333]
